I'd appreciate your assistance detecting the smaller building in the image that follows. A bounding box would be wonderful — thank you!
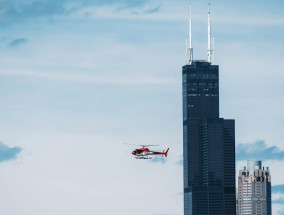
[237,160,271,215]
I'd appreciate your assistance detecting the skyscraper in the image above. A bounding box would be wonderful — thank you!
[236,160,272,215]
[183,5,236,215]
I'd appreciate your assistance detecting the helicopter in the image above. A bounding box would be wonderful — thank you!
[124,143,169,159]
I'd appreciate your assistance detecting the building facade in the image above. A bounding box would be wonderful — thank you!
[183,5,235,215]
[183,61,236,215]
[236,160,272,215]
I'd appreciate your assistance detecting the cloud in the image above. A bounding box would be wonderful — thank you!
[0,142,22,163]
[236,140,284,161]
[0,0,153,23]
[8,38,28,47]
[273,184,284,194]
[0,0,67,21]
[143,5,161,14]
[272,185,284,204]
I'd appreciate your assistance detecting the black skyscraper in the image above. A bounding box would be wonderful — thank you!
[183,5,235,215]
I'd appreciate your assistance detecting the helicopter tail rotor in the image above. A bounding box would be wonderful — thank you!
[164,148,169,157]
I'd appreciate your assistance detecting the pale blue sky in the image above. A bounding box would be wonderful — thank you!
[0,0,284,214]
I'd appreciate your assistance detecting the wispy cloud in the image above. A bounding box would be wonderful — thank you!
[0,0,154,23]
[0,142,22,163]
[0,69,173,85]
[236,140,284,161]
[143,5,161,14]
[8,38,28,47]
[272,193,284,205]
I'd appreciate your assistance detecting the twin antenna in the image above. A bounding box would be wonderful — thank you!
[186,3,214,65]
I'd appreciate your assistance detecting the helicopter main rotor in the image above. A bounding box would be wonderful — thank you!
[123,143,159,147]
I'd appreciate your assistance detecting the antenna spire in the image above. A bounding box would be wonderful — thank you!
[207,3,213,64]
[186,3,193,65]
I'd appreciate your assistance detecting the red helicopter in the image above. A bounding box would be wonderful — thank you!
[124,143,169,159]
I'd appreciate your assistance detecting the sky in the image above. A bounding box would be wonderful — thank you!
[0,0,284,214]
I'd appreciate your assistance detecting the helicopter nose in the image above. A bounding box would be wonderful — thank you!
[132,151,136,155]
